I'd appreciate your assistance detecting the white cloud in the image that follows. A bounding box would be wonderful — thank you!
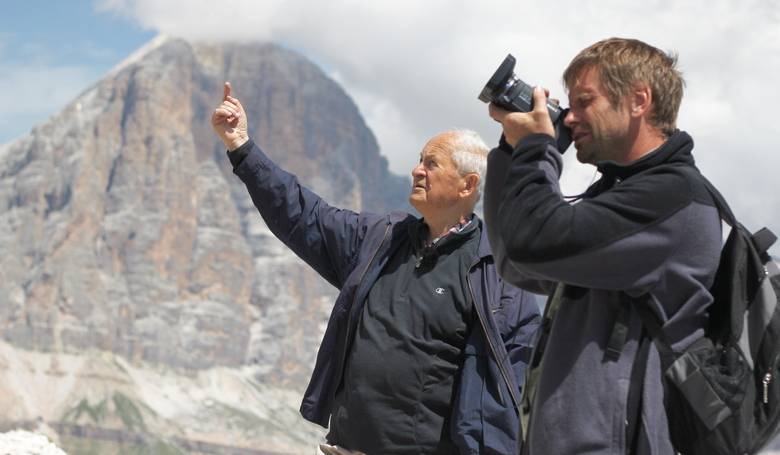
[0,63,99,144]
[79,0,780,250]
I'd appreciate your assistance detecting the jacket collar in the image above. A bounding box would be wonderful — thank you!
[390,212,493,263]
[475,215,493,261]
[595,130,696,181]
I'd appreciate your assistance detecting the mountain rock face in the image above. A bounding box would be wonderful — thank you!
[0,36,410,453]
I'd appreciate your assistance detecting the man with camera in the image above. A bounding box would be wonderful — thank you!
[212,83,540,454]
[484,38,722,453]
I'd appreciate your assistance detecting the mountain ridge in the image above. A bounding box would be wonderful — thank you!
[0,36,410,453]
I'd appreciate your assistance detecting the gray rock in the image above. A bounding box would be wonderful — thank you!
[0,36,409,397]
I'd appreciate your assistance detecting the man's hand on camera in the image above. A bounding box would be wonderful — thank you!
[211,82,249,151]
[489,86,555,149]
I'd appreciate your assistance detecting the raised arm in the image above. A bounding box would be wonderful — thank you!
[484,87,703,294]
[212,82,382,288]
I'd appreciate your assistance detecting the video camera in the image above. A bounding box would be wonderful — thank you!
[479,54,572,151]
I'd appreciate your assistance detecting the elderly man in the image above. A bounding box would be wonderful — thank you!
[212,83,539,454]
[485,38,722,454]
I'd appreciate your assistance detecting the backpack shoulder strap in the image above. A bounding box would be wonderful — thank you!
[695,172,737,227]
[696,172,777,255]
[605,304,631,361]
[633,300,678,367]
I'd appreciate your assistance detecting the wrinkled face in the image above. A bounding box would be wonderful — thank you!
[409,135,465,216]
[564,66,631,165]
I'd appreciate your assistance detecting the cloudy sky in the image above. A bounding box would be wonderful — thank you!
[2,0,778,254]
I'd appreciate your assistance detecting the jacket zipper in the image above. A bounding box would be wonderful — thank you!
[762,269,775,406]
[467,273,522,412]
[334,221,392,394]
[754,352,780,451]
[764,372,772,405]
[764,352,780,406]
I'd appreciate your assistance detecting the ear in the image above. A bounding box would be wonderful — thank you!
[461,173,480,198]
[629,84,653,118]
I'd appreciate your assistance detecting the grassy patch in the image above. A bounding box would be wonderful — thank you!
[62,398,108,424]
[113,392,147,432]
[60,435,186,455]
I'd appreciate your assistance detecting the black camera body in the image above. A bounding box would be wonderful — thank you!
[479,54,572,151]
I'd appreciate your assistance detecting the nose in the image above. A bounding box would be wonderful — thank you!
[411,162,425,178]
[564,109,577,128]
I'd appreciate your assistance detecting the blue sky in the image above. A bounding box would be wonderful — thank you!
[0,1,153,144]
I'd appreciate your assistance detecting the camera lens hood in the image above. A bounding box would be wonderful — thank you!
[478,54,516,104]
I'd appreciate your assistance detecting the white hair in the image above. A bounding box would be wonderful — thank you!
[448,130,489,200]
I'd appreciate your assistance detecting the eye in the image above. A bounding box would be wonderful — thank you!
[576,96,593,109]
[421,158,436,169]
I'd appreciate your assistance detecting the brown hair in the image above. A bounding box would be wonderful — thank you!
[563,38,684,136]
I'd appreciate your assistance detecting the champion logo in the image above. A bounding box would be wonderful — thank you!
[434,287,445,295]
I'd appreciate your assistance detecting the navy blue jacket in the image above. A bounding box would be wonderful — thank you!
[231,140,540,454]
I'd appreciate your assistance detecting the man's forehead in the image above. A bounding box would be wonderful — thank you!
[568,67,603,96]
[420,146,450,157]
[573,65,599,84]
[421,135,455,157]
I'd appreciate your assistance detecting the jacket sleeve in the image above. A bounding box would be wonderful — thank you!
[483,136,558,295]
[500,282,541,392]
[230,139,381,289]
[484,134,695,294]
[450,279,539,455]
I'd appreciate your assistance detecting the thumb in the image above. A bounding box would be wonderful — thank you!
[532,86,548,114]
[224,82,231,100]
[233,96,246,114]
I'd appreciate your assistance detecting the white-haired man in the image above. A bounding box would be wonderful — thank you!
[213,83,540,454]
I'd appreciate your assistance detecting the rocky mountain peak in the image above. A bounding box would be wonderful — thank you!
[0,36,409,382]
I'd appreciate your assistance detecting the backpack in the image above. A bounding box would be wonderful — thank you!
[634,176,780,454]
